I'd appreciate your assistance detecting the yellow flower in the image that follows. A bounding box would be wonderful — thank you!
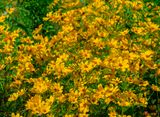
[10,80,22,88]
[25,62,35,72]
[50,82,63,95]
[43,12,52,21]
[0,15,6,22]
[129,52,139,60]
[117,100,131,106]
[78,113,89,117]
[98,30,109,37]
[93,0,102,2]
[8,93,19,102]
[31,78,49,94]
[47,95,55,104]
[147,21,159,32]
[110,78,122,85]
[91,57,102,67]
[108,111,117,117]
[62,67,73,76]
[33,34,43,40]
[80,50,92,59]
[139,80,149,87]
[25,95,41,110]
[25,95,53,115]
[53,62,65,78]
[33,24,43,34]
[58,94,66,103]
[155,69,160,76]
[8,89,25,101]
[68,89,79,103]
[104,85,119,98]
[141,50,154,61]
[108,19,115,26]
[78,86,88,96]
[131,27,147,35]
[121,29,129,36]
[60,53,69,61]
[11,113,23,117]
[91,37,105,49]
[115,57,129,71]
[6,7,15,14]
[139,97,148,107]
[108,39,118,48]
[132,1,143,10]
[90,95,99,105]
[0,25,5,33]
[105,98,111,104]
[47,114,55,117]
[62,24,74,32]
[64,114,74,117]
[91,37,101,46]
[0,64,5,70]
[151,84,160,92]
[80,61,93,73]
[40,102,51,114]
[3,44,14,54]
[79,99,89,113]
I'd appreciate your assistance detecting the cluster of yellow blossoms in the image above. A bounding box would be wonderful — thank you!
[0,0,160,117]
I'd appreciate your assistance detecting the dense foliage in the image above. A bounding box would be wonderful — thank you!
[0,0,160,117]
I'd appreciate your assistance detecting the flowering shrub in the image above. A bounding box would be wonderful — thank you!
[0,0,160,117]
